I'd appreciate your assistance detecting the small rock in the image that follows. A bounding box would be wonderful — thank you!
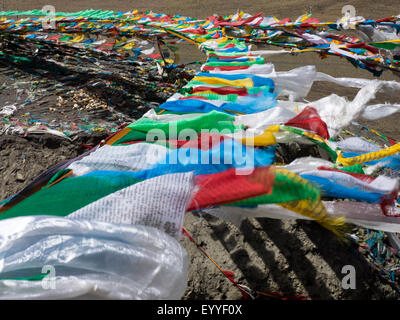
[16,173,25,182]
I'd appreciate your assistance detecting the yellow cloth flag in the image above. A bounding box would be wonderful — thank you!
[122,42,136,50]
[70,34,85,43]
[276,169,345,237]
[337,142,400,167]
[279,200,345,238]
[239,130,277,147]
[193,76,253,87]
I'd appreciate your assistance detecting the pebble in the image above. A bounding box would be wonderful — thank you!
[16,172,25,182]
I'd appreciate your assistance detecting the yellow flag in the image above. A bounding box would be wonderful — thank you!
[70,34,85,43]
[193,76,253,87]
[337,142,400,167]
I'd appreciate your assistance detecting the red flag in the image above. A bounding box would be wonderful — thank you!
[284,106,330,139]
[202,64,251,71]
[192,85,248,96]
[187,166,274,211]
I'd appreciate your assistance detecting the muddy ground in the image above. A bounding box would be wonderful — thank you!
[0,0,400,300]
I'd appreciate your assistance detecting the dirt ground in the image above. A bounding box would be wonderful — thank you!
[1,1,400,300]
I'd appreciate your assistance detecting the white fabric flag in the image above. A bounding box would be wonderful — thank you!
[68,172,194,239]
[0,216,188,300]
[68,143,168,176]
[205,202,400,233]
